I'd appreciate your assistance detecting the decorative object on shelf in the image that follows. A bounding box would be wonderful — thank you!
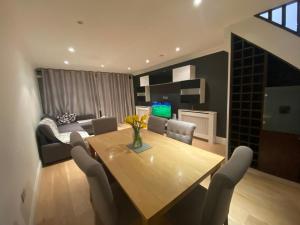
[125,114,148,150]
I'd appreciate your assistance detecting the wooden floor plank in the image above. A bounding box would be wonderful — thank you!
[34,133,300,225]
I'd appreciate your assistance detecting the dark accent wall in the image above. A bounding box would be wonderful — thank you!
[134,51,229,137]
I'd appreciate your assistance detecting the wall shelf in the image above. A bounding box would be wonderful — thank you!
[135,78,206,104]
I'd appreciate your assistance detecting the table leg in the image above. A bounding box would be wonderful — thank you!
[210,163,222,180]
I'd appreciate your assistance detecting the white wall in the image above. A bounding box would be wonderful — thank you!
[224,16,300,159]
[0,2,42,225]
[225,17,300,69]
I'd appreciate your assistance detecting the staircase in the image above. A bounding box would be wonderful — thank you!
[256,0,299,37]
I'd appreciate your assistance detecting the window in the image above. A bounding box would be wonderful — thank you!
[286,2,298,31]
[260,12,269,19]
[256,0,299,36]
[272,7,283,25]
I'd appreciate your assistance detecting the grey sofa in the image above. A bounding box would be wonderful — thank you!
[36,115,95,166]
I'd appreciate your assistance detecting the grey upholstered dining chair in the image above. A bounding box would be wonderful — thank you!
[167,146,253,225]
[92,117,118,135]
[71,146,139,225]
[70,131,91,155]
[147,115,168,135]
[166,119,196,145]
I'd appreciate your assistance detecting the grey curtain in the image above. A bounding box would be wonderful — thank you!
[41,69,135,123]
[95,72,135,123]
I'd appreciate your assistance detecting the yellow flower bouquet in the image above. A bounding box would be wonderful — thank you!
[125,114,147,149]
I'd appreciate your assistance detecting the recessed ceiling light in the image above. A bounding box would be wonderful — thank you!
[128,67,132,71]
[101,64,105,68]
[176,47,181,52]
[68,47,75,53]
[146,59,150,64]
[64,60,69,65]
[193,0,202,7]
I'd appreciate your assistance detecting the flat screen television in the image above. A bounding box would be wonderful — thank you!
[151,101,172,119]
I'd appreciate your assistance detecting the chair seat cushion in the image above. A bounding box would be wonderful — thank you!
[166,185,207,225]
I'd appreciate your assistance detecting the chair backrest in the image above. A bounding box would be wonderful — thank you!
[166,119,196,145]
[199,146,253,225]
[147,116,168,135]
[92,117,118,135]
[71,146,117,225]
[70,131,91,156]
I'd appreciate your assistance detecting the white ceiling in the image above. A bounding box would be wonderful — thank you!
[13,0,288,74]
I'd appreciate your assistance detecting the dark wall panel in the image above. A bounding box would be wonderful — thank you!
[134,51,229,137]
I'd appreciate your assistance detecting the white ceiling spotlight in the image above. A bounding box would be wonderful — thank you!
[193,0,202,7]
[128,67,132,71]
[175,47,181,52]
[68,47,75,53]
[100,64,105,68]
[146,59,150,64]
[64,60,69,65]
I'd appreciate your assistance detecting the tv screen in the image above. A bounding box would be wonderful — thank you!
[151,101,172,119]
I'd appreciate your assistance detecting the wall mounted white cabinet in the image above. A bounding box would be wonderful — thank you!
[172,65,196,82]
[140,75,149,87]
[145,86,151,102]
[178,109,217,144]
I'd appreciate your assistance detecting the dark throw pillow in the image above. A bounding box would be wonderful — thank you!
[57,113,77,125]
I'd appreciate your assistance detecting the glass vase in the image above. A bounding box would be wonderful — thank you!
[132,128,143,149]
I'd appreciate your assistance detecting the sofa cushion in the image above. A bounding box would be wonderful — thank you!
[58,123,84,133]
[57,113,77,125]
[77,119,94,135]
[57,131,89,144]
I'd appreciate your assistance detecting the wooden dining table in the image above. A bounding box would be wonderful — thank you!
[87,128,224,223]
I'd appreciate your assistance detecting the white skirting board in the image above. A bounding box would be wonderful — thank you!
[216,136,228,145]
[29,161,42,225]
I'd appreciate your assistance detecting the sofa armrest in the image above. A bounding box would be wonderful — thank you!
[37,124,60,144]
[41,143,72,166]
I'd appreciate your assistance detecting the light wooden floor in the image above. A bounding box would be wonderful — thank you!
[34,129,300,225]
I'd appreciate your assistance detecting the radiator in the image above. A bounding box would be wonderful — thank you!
[178,109,217,144]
